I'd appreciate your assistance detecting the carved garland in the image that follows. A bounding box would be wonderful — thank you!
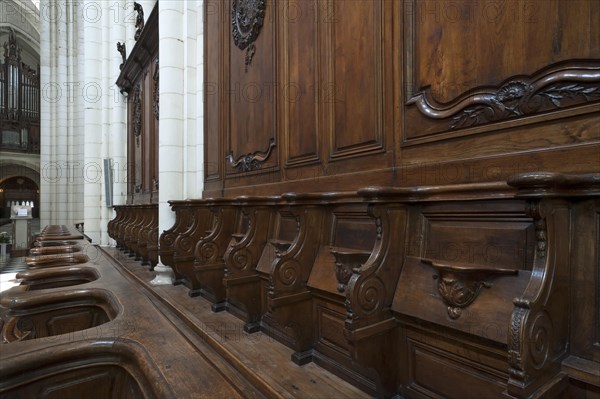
[408,62,600,130]
[232,0,266,72]
[132,83,142,146]
[226,138,276,172]
[152,57,159,120]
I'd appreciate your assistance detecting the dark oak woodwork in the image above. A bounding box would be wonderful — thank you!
[159,200,195,270]
[203,0,598,197]
[192,199,242,309]
[1,228,282,399]
[1,289,118,343]
[103,0,600,396]
[116,3,159,205]
[171,200,214,288]
[222,196,281,332]
[107,204,157,266]
[106,172,599,397]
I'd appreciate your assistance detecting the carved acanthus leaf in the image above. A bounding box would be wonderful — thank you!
[227,138,276,172]
[407,62,600,130]
[422,258,518,319]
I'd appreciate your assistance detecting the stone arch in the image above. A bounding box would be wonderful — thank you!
[0,164,39,219]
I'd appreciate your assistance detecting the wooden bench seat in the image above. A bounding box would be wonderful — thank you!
[107,172,600,399]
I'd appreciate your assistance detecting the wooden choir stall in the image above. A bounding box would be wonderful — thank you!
[2,1,599,398]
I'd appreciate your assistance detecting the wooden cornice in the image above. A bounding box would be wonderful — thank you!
[115,3,158,94]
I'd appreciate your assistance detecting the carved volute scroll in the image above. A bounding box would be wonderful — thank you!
[345,203,408,330]
[226,138,275,172]
[159,201,192,268]
[223,196,280,279]
[231,0,266,72]
[407,61,600,130]
[268,197,327,298]
[421,258,518,320]
[504,172,600,399]
[192,200,241,306]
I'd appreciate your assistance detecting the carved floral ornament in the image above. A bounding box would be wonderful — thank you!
[132,83,142,145]
[226,138,276,172]
[421,258,518,319]
[407,62,600,130]
[232,0,266,72]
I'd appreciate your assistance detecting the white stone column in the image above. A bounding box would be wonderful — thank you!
[82,0,129,245]
[152,1,185,285]
[39,0,85,227]
[152,0,205,285]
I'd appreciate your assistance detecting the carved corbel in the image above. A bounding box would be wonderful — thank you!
[330,249,371,293]
[421,258,518,319]
[116,41,126,70]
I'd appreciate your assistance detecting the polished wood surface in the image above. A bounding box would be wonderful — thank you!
[203,0,599,197]
[129,173,600,398]
[1,225,371,399]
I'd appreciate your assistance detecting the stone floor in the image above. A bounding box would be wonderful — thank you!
[0,218,40,292]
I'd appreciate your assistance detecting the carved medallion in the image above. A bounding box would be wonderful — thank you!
[232,0,266,71]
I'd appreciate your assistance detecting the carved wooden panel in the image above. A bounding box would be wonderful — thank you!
[402,0,600,142]
[327,0,386,160]
[284,0,320,168]
[403,329,508,399]
[330,205,376,251]
[120,4,159,204]
[420,201,535,269]
[204,1,224,186]
[227,0,278,177]
[570,199,600,363]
